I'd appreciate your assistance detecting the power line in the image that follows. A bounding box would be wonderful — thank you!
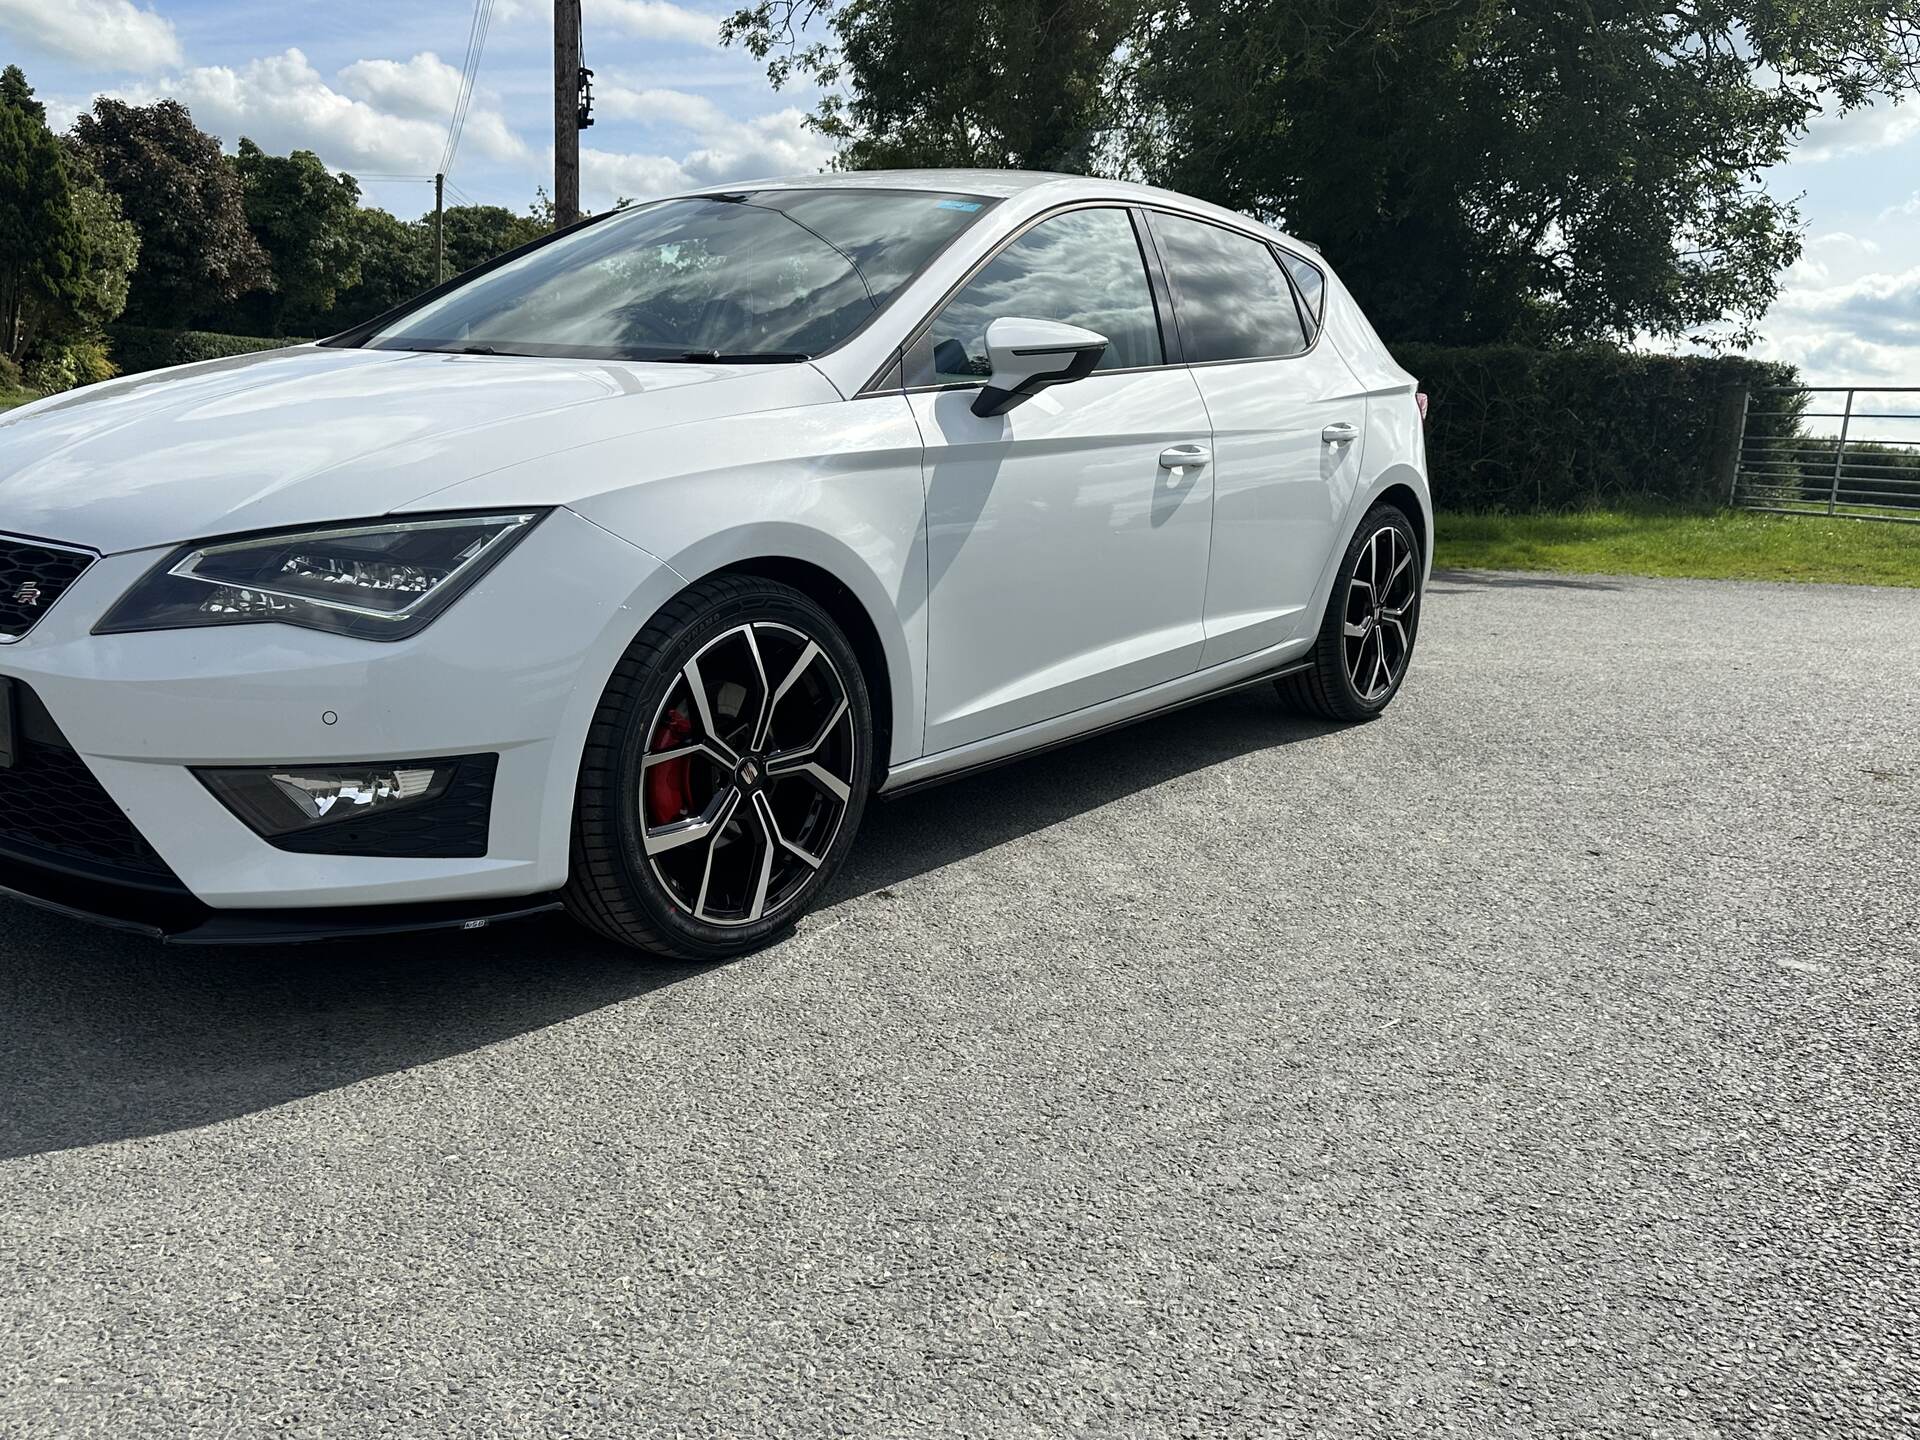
[439,0,499,180]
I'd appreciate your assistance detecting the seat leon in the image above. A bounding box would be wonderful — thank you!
[0,170,1429,958]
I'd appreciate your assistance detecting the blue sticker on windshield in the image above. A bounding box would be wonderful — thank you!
[936,199,983,212]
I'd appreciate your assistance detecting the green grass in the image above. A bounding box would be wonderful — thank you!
[0,386,39,413]
[1435,508,1920,588]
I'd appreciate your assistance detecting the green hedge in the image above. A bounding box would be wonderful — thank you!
[1391,344,1800,511]
[107,325,310,376]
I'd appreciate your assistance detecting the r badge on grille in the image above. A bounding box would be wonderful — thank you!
[12,582,41,608]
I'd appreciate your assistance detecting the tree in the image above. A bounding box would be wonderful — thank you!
[731,0,1919,347]
[1122,0,1920,347]
[70,98,270,328]
[0,64,45,125]
[0,101,82,360]
[47,142,140,334]
[724,0,1137,169]
[230,138,363,335]
[436,204,547,276]
[319,206,431,332]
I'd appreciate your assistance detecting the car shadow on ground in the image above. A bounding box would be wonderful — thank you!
[0,688,1338,1161]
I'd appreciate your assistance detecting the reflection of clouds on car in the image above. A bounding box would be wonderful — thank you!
[1151,214,1308,363]
[931,209,1163,382]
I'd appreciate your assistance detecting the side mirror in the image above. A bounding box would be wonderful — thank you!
[970,317,1108,418]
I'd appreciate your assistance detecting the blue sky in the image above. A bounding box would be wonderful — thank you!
[2,0,1916,383]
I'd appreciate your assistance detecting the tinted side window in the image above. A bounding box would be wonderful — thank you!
[928,208,1162,383]
[1152,212,1307,363]
[1281,251,1325,329]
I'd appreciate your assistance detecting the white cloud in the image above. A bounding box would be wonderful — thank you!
[580,148,697,199]
[1752,263,1920,382]
[1784,232,1882,286]
[1797,100,1920,163]
[338,53,466,124]
[140,48,523,175]
[595,83,732,130]
[0,0,181,69]
[1877,193,1920,223]
[1776,265,1920,347]
[590,0,723,48]
[580,92,831,205]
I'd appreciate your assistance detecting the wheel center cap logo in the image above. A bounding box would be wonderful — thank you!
[738,758,760,786]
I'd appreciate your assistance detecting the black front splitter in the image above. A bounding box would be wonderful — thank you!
[0,849,563,946]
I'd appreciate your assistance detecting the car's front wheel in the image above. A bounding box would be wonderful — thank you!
[565,574,872,959]
[1277,503,1422,721]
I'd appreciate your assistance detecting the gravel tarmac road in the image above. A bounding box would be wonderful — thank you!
[2,570,1916,1439]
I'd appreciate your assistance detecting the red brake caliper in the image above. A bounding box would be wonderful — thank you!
[645,708,696,825]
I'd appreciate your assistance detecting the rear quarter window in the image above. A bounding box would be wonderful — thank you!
[1280,251,1326,331]
[1150,211,1309,364]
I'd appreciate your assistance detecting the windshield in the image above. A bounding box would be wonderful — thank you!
[365,189,996,362]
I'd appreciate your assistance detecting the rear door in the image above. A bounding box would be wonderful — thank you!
[1145,211,1369,665]
[905,206,1215,754]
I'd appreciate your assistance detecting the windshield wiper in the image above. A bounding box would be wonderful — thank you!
[664,350,811,363]
[382,343,533,357]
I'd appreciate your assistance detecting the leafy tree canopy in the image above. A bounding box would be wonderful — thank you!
[437,203,549,277]
[726,0,1137,169]
[728,0,1920,347]
[316,205,431,334]
[71,98,270,328]
[1124,0,1920,346]
[50,140,140,334]
[229,138,363,335]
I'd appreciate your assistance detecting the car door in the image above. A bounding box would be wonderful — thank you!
[904,206,1215,755]
[1145,211,1369,666]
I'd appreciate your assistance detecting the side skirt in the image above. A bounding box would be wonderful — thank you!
[880,650,1313,800]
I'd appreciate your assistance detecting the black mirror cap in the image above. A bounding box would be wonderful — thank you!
[970,343,1105,418]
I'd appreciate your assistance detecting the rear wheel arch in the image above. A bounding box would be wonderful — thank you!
[1371,479,1430,567]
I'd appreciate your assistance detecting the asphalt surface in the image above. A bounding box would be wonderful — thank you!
[2,570,1916,1439]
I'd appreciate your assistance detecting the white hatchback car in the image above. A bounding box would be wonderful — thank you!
[0,170,1428,957]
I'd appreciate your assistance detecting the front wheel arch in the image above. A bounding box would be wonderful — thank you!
[704,556,894,784]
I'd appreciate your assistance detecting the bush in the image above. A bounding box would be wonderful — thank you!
[107,324,307,376]
[0,354,21,391]
[1391,344,1800,510]
[20,335,120,394]
[70,337,118,385]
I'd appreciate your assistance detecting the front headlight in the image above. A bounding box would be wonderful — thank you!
[94,511,545,641]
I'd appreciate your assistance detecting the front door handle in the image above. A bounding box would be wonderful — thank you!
[1159,443,1211,469]
[1322,422,1360,445]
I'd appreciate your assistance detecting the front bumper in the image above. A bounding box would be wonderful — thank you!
[0,507,677,922]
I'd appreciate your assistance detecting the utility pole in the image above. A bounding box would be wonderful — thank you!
[433,172,446,283]
[554,0,582,227]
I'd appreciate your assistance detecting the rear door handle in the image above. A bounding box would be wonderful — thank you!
[1322,422,1360,445]
[1159,443,1211,469]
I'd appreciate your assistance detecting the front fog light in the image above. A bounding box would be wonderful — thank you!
[197,762,456,838]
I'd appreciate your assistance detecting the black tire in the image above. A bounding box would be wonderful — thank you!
[1277,503,1422,722]
[565,574,873,959]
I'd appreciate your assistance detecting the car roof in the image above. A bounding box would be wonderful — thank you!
[678,169,1316,254]
[690,169,1077,198]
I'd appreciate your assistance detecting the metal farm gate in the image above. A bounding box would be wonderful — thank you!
[1731,387,1920,522]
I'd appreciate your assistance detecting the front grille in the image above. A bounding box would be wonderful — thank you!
[0,683,183,889]
[0,534,96,640]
